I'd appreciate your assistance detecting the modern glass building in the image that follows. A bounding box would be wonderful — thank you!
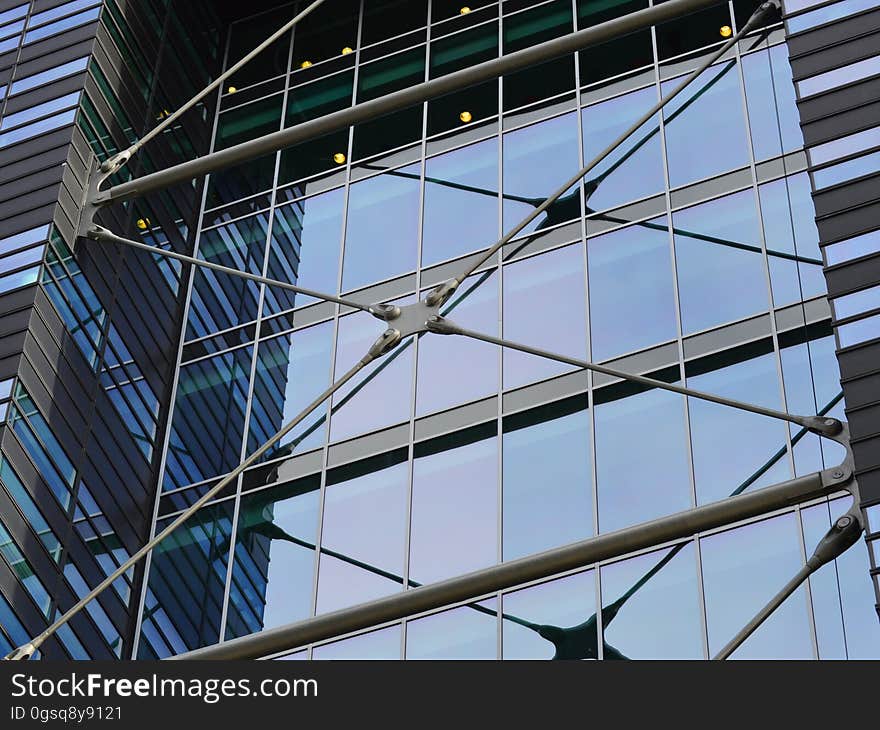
[0,0,879,661]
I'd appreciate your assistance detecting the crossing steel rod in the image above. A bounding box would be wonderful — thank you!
[87,225,383,317]
[102,0,329,174]
[1,329,403,660]
[170,465,846,660]
[95,0,746,204]
[426,317,842,437]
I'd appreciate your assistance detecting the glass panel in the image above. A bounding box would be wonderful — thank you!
[410,425,497,584]
[226,476,320,640]
[316,452,408,613]
[342,165,421,291]
[406,601,497,659]
[662,61,750,188]
[655,2,731,60]
[503,112,580,233]
[140,502,233,656]
[814,149,880,190]
[163,346,252,490]
[577,0,653,87]
[601,542,702,659]
[206,154,277,210]
[422,138,499,266]
[248,320,334,459]
[503,571,597,659]
[226,7,292,88]
[687,346,790,505]
[760,173,826,306]
[582,85,664,212]
[595,381,691,533]
[313,625,401,659]
[329,309,413,442]
[216,95,283,150]
[823,228,880,266]
[742,45,804,161]
[362,0,427,45]
[502,244,587,389]
[417,272,498,416]
[797,54,880,97]
[673,190,769,334]
[588,216,678,360]
[701,513,813,659]
[502,397,592,561]
[810,125,880,165]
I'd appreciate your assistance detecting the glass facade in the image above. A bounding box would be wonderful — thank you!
[133,0,880,660]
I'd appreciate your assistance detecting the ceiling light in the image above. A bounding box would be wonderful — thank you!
[719,25,732,38]
[136,218,150,230]
[460,6,471,14]
[333,152,346,164]
[300,60,312,69]
[459,110,473,123]
[341,47,353,55]
[227,86,237,94]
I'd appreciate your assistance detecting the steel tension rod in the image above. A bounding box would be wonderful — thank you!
[2,327,403,660]
[87,225,399,320]
[100,0,329,175]
[426,317,841,437]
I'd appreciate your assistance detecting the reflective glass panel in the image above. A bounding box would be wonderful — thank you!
[742,45,803,161]
[313,625,402,659]
[503,397,592,561]
[406,601,497,659]
[662,61,750,188]
[577,0,652,87]
[342,165,421,291]
[502,244,587,389]
[316,452,408,613]
[422,138,499,266]
[502,571,596,660]
[216,95,282,150]
[601,542,702,659]
[701,513,813,659]
[410,426,497,585]
[226,476,320,639]
[588,217,678,360]
[673,190,769,334]
[595,380,691,533]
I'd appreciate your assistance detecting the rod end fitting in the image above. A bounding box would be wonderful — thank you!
[370,303,401,322]
[365,328,402,360]
[425,279,459,308]
[426,315,457,335]
[803,416,844,438]
[3,642,37,661]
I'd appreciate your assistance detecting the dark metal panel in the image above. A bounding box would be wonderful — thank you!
[813,174,880,218]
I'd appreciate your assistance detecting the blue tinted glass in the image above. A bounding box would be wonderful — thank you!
[742,45,803,160]
[503,401,592,560]
[834,283,880,319]
[418,273,499,416]
[317,457,408,613]
[0,457,60,559]
[0,91,80,129]
[0,266,40,292]
[313,625,401,659]
[787,0,877,33]
[760,173,826,306]
[502,244,587,389]
[798,55,880,97]
[582,85,664,211]
[330,310,413,442]
[163,346,252,489]
[701,513,813,658]
[268,189,343,309]
[674,190,768,334]
[406,601,497,659]
[837,311,880,347]
[813,149,880,190]
[0,108,77,148]
[601,542,703,659]
[410,430,497,584]
[188,214,269,338]
[422,138,499,266]
[248,321,334,458]
[141,503,233,655]
[595,384,691,533]
[226,478,319,640]
[663,61,750,188]
[342,165,420,291]
[588,217,678,360]
[823,229,880,265]
[9,56,88,95]
[810,124,880,165]
[23,6,101,43]
[502,571,596,659]
[503,112,580,233]
[687,349,791,506]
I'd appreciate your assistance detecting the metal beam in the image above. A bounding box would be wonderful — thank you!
[98,0,734,205]
[170,465,848,660]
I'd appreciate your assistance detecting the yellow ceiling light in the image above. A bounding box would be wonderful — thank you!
[135,218,151,230]
[227,85,237,94]
[300,60,313,69]
[719,25,732,38]
[333,152,346,164]
[459,110,473,123]
[460,6,471,14]
[341,46,353,55]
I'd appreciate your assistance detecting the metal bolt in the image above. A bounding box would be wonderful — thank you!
[836,515,853,529]
[832,469,844,479]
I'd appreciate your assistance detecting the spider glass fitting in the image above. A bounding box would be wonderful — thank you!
[6,0,864,662]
